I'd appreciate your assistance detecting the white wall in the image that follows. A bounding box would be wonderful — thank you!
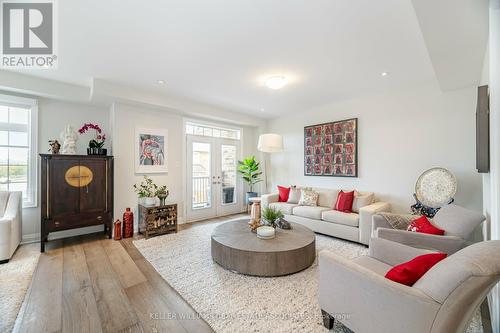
[110,102,260,231]
[268,83,482,213]
[22,98,110,242]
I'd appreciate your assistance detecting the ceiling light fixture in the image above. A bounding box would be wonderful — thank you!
[260,108,265,112]
[381,72,389,77]
[157,80,165,84]
[265,76,288,90]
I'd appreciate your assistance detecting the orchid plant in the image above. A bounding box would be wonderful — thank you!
[78,123,106,149]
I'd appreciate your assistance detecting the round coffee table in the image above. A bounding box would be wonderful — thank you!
[211,220,316,277]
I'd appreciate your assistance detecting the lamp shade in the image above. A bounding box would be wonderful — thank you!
[258,133,284,153]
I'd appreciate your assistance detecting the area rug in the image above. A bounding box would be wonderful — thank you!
[0,243,40,333]
[134,218,483,333]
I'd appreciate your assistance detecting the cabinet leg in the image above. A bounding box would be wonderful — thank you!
[40,240,45,253]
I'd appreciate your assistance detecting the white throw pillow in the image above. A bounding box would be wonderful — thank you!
[298,189,318,206]
[287,186,302,204]
[352,191,374,213]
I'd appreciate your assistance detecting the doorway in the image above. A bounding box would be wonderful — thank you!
[186,123,242,221]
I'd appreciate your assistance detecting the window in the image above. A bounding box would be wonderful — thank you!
[186,122,241,140]
[0,95,38,207]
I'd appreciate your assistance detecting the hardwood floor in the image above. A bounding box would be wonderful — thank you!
[16,214,247,333]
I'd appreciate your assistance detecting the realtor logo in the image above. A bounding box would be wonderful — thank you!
[1,0,57,68]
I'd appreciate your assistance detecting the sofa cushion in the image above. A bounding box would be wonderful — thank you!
[432,204,485,239]
[352,191,374,213]
[292,206,331,220]
[316,189,339,208]
[407,215,445,235]
[334,190,355,213]
[353,256,392,276]
[321,210,359,227]
[298,189,319,206]
[287,186,302,204]
[269,202,298,215]
[385,253,447,286]
[277,186,290,202]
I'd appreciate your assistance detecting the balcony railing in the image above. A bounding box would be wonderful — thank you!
[193,176,210,209]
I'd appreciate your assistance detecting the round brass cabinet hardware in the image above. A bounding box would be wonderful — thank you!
[65,166,94,187]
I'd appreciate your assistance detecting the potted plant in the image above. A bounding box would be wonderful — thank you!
[261,206,284,228]
[237,156,262,203]
[133,175,158,205]
[78,123,107,155]
[156,185,169,205]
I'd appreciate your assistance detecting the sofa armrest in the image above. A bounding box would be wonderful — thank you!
[358,202,391,245]
[261,193,279,208]
[369,237,437,266]
[375,228,465,255]
[319,250,439,332]
[3,191,22,220]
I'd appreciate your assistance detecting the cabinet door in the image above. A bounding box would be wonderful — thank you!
[49,158,80,218]
[79,158,107,213]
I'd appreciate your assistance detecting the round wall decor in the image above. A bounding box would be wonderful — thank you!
[415,167,457,208]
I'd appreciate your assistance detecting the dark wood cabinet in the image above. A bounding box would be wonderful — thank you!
[40,154,114,252]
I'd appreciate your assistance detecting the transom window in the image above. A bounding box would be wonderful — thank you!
[0,95,38,207]
[186,122,241,140]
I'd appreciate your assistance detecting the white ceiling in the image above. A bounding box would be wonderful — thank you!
[3,0,488,118]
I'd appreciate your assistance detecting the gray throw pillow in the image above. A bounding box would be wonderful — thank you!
[432,204,485,239]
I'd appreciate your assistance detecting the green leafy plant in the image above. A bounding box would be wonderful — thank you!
[133,175,158,198]
[262,206,284,227]
[155,185,169,197]
[237,156,262,192]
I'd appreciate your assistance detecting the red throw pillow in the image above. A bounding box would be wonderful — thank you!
[277,186,291,202]
[385,253,447,286]
[334,190,354,213]
[407,216,445,235]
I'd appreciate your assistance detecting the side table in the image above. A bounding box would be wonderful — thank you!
[249,197,261,220]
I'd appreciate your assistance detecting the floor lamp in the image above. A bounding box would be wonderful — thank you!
[257,133,284,193]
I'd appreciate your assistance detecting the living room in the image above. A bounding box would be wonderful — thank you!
[0,0,498,332]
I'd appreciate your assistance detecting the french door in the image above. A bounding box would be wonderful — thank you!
[187,135,241,221]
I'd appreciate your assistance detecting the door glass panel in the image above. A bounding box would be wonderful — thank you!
[192,142,211,209]
[221,145,236,205]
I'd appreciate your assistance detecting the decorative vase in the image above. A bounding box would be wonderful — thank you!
[157,190,169,206]
[123,208,134,238]
[144,197,156,206]
[113,219,122,240]
[245,191,258,204]
[87,147,107,155]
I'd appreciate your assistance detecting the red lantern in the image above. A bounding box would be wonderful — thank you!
[123,207,134,238]
[113,220,122,240]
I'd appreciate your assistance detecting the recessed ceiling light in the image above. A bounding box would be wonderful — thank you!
[381,72,389,77]
[260,108,265,112]
[265,76,288,90]
[157,80,165,85]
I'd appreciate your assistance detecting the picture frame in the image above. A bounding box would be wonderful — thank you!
[135,127,168,174]
[304,118,358,177]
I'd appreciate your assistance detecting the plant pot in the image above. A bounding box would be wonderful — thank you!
[87,148,107,155]
[245,192,258,204]
[144,197,156,206]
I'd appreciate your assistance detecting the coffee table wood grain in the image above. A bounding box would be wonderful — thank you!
[211,220,316,277]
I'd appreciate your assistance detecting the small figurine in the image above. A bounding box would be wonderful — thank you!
[248,218,261,233]
[60,125,78,154]
[48,140,61,154]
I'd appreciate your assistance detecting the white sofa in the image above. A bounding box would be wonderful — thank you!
[261,187,390,245]
[0,191,22,263]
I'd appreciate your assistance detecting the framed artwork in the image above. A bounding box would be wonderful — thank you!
[304,118,357,177]
[135,128,168,173]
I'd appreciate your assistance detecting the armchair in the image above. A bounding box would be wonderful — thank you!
[319,238,500,333]
[0,191,22,263]
[372,204,485,254]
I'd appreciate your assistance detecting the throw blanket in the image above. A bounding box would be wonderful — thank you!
[378,212,418,230]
